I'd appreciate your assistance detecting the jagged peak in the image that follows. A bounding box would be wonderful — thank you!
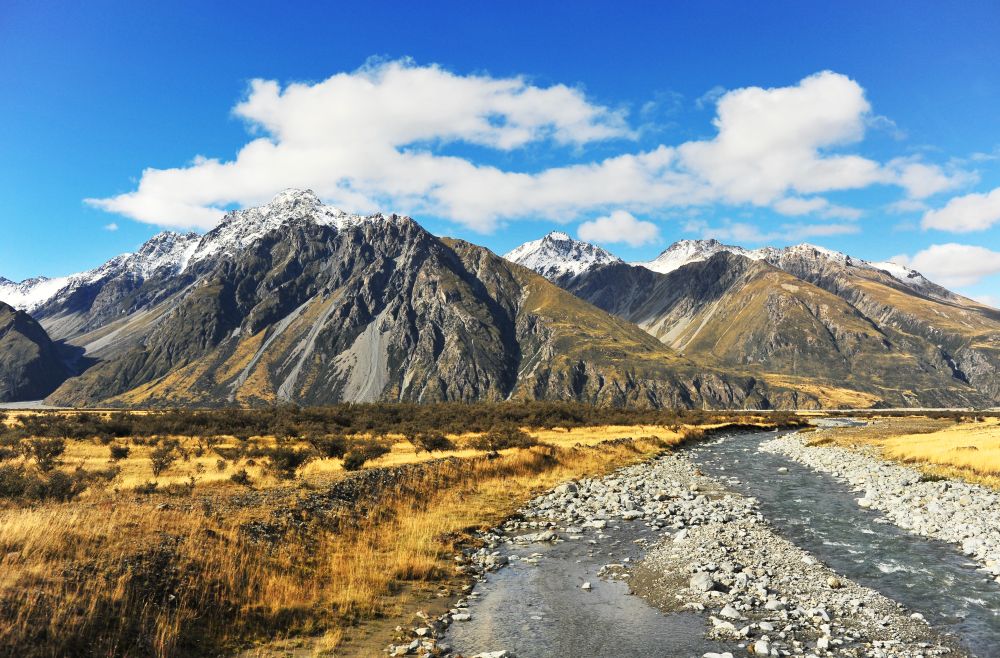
[504,232,622,278]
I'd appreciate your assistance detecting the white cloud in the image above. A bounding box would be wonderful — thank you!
[773,196,862,220]
[894,243,1000,287]
[888,158,974,199]
[886,199,929,214]
[578,210,660,246]
[103,222,119,231]
[922,186,1000,232]
[86,61,971,233]
[692,219,859,244]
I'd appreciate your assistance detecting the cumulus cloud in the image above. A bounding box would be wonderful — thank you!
[922,186,1000,232]
[86,61,972,232]
[893,243,1000,287]
[690,219,859,244]
[577,210,660,246]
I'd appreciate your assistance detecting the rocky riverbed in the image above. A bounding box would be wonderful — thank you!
[389,443,959,658]
[761,433,1000,585]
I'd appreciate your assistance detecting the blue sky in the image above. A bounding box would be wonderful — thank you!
[2,0,999,302]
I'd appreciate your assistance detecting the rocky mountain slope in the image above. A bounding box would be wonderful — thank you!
[10,190,808,408]
[507,234,1000,407]
[0,301,69,402]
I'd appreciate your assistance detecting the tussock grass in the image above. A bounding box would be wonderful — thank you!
[0,411,788,657]
[808,416,1000,489]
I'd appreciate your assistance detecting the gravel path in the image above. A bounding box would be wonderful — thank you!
[761,433,1000,585]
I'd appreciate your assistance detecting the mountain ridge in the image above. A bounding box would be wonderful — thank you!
[506,233,1000,407]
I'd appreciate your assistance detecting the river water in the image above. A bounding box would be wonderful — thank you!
[688,429,1000,658]
[447,429,1000,657]
[445,520,729,656]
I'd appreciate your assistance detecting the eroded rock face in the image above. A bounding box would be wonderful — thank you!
[40,193,783,408]
[511,239,1000,407]
[0,301,68,401]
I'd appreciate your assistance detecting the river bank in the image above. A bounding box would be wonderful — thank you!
[422,431,959,658]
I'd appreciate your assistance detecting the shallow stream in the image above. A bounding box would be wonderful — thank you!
[447,428,1000,657]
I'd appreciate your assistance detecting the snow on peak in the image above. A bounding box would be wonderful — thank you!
[0,231,201,313]
[633,239,753,274]
[633,238,947,297]
[189,188,394,263]
[504,231,622,278]
[0,276,73,312]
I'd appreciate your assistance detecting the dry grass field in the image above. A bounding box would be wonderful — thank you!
[808,415,1000,488]
[0,407,792,657]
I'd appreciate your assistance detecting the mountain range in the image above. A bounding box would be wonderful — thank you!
[1,189,997,409]
[506,233,1000,408]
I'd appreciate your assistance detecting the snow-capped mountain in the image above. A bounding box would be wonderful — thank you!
[631,239,942,298]
[0,276,74,313]
[189,188,395,263]
[632,239,755,274]
[503,231,622,279]
[0,231,201,313]
[0,189,392,313]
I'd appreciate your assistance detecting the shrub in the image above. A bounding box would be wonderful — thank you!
[406,430,455,453]
[470,424,537,453]
[342,441,391,471]
[109,444,130,461]
[266,447,313,479]
[230,469,252,486]
[149,439,180,476]
[216,458,228,472]
[135,481,159,494]
[22,438,66,472]
[309,434,348,459]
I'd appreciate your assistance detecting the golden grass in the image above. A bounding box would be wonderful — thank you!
[0,420,714,658]
[808,416,1000,489]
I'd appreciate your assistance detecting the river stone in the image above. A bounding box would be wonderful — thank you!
[690,571,716,592]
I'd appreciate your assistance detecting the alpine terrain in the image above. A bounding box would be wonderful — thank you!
[506,233,1000,408]
[0,190,809,408]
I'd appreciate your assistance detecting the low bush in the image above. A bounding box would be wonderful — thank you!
[470,424,537,454]
[266,447,314,479]
[406,430,455,453]
[21,438,66,472]
[342,441,391,471]
[109,444,130,461]
[309,434,348,459]
[150,439,181,476]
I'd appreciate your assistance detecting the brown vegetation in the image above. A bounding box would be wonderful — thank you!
[0,406,798,657]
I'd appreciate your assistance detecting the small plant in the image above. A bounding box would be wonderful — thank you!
[109,444,130,461]
[342,441,391,471]
[309,434,349,459]
[266,447,313,479]
[135,480,159,494]
[230,469,252,486]
[470,424,537,454]
[406,430,455,453]
[216,458,228,472]
[149,439,180,476]
[22,438,66,472]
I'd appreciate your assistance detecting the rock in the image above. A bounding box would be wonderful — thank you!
[472,652,516,658]
[703,654,735,658]
[554,482,578,496]
[827,576,842,589]
[581,581,592,590]
[690,571,716,592]
[752,639,771,655]
[450,613,472,622]
[719,604,742,619]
